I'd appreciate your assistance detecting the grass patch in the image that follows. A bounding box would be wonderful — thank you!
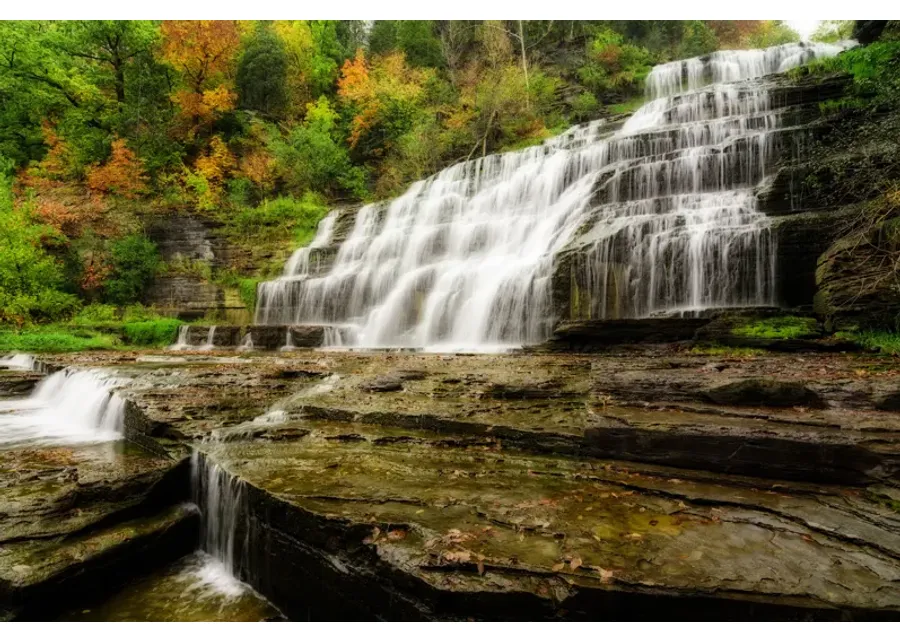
[121,319,182,347]
[0,329,120,353]
[844,330,900,355]
[732,316,820,340]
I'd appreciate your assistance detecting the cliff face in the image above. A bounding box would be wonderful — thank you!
[144,215,252,323]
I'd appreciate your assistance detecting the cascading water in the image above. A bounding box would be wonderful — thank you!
[0,353,37,371]
[171,325,191,351]
[0,368,126,448]
[255,41,851,350]
[202,326,218,351]
[190,450,251,598]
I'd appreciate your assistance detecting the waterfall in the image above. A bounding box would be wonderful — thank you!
[0,353,37,371]
[171,325,191,351]
[190,450,250,597]
[0,368,126,448]
[255,41,851,350]
[201,326,218,351]
[238,333,254,352]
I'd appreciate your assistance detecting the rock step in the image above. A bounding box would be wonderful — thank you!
[0,438,195,619]
[539,309,859,353]
[197,420,900,620]
[1,504,198,619]
[174,324,333,351]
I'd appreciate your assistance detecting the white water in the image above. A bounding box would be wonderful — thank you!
[0,353,37,371]
[201,326,218,351]
[170,325,191,351]
[0,368,126,448]
[238,334,254,352]
[255,41,851,350]
[190,451,250,597]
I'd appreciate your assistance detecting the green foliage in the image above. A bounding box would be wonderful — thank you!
[121,318,182,346]
[0,328,119,352]
[231,193,329,239]
[845,330,900,355]
[677,21,719,58]
[732,316,820,339]
[578,28,651,99]
[570,92,599,120]
[237,26,289,117]
[103,234,161,305]
[369,21,444,68]
[811,21,854,43]
[0,166,80,324]
[238,278,261,311]
[271,97,367,198]
[69,303,119,324]
[794,40,900,110]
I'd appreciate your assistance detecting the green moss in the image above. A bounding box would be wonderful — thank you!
[732,316,819,340]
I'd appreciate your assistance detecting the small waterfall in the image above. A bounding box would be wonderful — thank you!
[238,333,254,352]
[190,450,250,596]
[0,368,126,448]
[201,326,218,351]
[0,353,37,371]
[282,210,338,277]
[280,328,295,352]
[255,41,851,350]
[171,325,191,351]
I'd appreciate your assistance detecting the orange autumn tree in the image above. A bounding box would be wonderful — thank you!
[337,50,431,153]
[160,20,241,136]
[86,139,147,199]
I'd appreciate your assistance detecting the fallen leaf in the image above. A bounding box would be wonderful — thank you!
[477,561,486,576]
[569,557,583,571]
[552,562,565,572]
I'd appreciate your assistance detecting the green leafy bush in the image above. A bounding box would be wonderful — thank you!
[103,235,161,305]
[0,169,81,324]
[122,318,182,346]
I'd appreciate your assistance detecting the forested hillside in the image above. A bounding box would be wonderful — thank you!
[0,19,895,350]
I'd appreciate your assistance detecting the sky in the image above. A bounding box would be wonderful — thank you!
[787,20,823,40]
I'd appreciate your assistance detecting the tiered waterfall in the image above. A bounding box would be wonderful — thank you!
[255,41,851,350]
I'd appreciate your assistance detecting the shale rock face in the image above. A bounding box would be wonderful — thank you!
[144,215,250,323]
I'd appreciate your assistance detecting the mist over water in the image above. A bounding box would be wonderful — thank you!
[255,42,851,350]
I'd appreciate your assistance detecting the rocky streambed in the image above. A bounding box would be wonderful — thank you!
[3,347,900,620]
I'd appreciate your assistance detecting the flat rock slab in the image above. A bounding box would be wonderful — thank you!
[201,420,900,619]
[49,351,900,484]
[0,438,194,615]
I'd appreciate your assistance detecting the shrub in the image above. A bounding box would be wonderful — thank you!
[231,192,329,243]
[104,235,161,305]
[122,318,182,346]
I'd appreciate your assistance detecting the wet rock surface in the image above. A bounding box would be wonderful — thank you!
[4,347,896,620]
